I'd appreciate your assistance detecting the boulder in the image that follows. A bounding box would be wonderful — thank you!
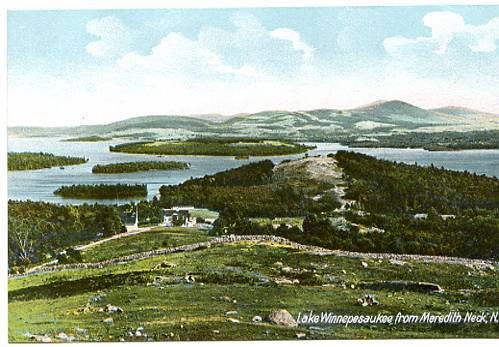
[56,332,75,342]
[104,304,124,313]
[24,333,52,343]
[357,294,379,306]
[103,317,114,324]
[159,261,176,268]
[268,309,298,327]
[252,315,263,323]
[359,280,443,293]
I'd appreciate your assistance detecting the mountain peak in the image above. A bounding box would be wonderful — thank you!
[351,99,420,112]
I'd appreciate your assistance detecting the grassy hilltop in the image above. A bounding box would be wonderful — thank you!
[8,237,498,342]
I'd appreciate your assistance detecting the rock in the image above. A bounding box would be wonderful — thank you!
[76,303,92,313]
[341,269,347,274]
[75,327,88,335]
[103,317,114,324]
[24,333,52,343]
[273,261,283,268]
[104,304,124,313]
[159,261,176,268]
[56,332,75,342]
[90,294,105,303]
[252,315,263,323]
[274,278,296,285]
[357,294,380,306]
[268,309,298,327]
[281,266,293,273]
[359,280,444,293]
[134,327,145,337]
[212,330,220,334]
[185,274,195,283]
[226,311,238,315]
[296,332,306,339]
[361,261,368,268]
[389,259,407,266]
[228,318,240,323]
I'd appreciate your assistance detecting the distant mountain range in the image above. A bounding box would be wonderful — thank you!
[8,100,499,140]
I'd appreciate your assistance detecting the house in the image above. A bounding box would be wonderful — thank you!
[163,207,197,227]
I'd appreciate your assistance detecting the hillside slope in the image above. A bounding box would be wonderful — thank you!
[8,100,499,139]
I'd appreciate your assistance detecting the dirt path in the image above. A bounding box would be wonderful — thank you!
[74,225,154,251]
[23,226,156,274]
[10,235,496,279]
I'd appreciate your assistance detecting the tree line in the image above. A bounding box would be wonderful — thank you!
[110,138,312,156]
[333,151,498,214]
[8,152,88,171]
[54,184,147,199]
[92,161,189,174]
[8,200,125,269]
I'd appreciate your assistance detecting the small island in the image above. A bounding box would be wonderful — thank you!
[54,183,147,199]
[8,152,88,171]
[92,161,189,174]
[63,136,112,142]
[109,138,313,156]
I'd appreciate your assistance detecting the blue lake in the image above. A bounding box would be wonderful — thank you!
[8,137,498,205]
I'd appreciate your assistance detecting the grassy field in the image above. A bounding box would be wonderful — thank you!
[9,240,498,342]
[81,227,212,263]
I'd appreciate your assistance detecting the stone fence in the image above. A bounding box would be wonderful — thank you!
[10,235,496,279]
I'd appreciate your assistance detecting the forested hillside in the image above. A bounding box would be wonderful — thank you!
[334,151,499,214]
[159,160,339,218]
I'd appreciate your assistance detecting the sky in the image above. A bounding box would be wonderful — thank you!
[7,5,499,126]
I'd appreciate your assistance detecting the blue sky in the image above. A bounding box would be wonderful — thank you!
[7,6,499,125]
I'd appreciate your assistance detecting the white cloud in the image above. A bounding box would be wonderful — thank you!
[86,16,133,58]
[270,28,314,60]
[118,32,258,80]
[8,12,499,126]
[384,11,499,57]
[114,12,315,85]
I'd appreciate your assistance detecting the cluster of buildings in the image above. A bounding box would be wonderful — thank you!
[162,206,216,230]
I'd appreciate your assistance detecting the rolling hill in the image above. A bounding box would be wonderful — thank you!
[8,100,499,140]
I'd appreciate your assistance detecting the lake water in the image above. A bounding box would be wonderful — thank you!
[8,137,499,205]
